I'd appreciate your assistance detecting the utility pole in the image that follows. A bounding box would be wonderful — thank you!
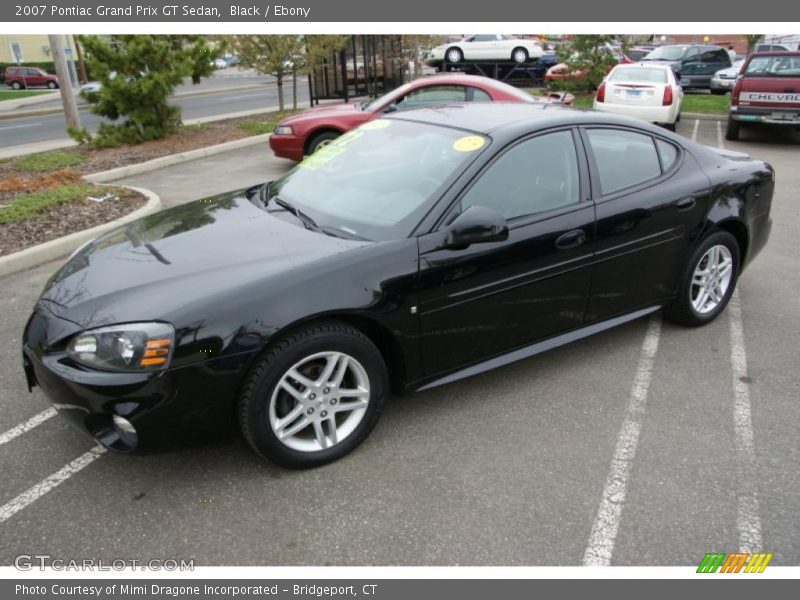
[48,34,81,131]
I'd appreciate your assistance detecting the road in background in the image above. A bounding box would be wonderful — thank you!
[0,70,311,148]
[0,119,797,565]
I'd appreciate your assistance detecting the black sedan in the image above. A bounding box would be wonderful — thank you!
[22,103,774,468]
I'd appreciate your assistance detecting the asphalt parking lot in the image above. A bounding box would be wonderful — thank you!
[0,117,798,566]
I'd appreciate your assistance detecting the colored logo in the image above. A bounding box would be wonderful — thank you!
[697,552,773,573]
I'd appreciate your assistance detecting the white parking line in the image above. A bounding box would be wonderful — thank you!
[0,446,106,524]
[0,408,57,447]
[583,316,662,566]
[692,119,700,142]
[728,290,763,552]
[715,122,764,553]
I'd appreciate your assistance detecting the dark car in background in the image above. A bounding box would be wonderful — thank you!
[23,103,773,468]
[726,51,800,140]
[4,66,59,89]
[642,44,731,89]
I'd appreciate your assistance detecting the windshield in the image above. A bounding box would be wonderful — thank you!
[744,55,800,77]
[644,46,687,61]
[268,119,489,241]
[609,67,668,83]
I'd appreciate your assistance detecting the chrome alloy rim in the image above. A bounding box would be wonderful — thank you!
[690,244,733,314]
[314,138,334,152]
[513,49,527,63]
[447,49,462,62]
[269,352,370,452]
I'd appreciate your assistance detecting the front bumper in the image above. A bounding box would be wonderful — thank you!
[22,309,246,452]
[710,77,735,91]
[269,133,304,162]
[730,105,800,125]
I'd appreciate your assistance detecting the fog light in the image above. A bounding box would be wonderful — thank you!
[112,414,138,448]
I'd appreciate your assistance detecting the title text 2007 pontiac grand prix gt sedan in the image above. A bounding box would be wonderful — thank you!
[22,103,773,468]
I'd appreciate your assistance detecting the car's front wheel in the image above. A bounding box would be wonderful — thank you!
[239,321,388,468]
[445,47,463,64]
[664,230,740,327]
[306,130,340,155]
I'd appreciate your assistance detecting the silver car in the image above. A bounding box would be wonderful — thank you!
[710,58,744,94]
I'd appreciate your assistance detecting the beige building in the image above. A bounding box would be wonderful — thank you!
[0,34,77,64]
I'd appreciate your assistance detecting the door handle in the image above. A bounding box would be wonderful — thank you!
[676,197,696,211]
[555,229,586,250]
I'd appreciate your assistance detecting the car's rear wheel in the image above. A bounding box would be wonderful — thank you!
[238,321,388,468]
[512,47,529,64]
[725,118,740,141]
[11,81,22,90]
[711,89,727,95]
[664,231,740,327]
[446,47,463,64]
[306,131,340,156]
[47,81,58,89]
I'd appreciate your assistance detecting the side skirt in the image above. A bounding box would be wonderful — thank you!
[413,305,661,392]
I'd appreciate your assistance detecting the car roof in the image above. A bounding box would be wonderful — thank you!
[409,73,508,87]
[612,62,672,70]
[749,50,800,56]
[384,101,653,136]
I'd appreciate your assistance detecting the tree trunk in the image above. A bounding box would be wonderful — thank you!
[276,73,285,111]
[292,68,298,110]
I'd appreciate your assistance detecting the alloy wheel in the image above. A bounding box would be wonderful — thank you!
[690,244,733,314]
[269,351,370,452]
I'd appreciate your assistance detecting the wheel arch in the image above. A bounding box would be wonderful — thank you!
[236,312,410,403]
[714,218,749,266]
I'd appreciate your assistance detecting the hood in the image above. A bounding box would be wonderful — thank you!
[38,190,366,332]
[280,103,365,124]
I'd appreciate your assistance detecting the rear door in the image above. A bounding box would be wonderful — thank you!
[418,128,595,376]
[581,126,711,321]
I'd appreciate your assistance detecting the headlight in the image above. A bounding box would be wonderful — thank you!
[274,125,293,135]
[67,322,175,372]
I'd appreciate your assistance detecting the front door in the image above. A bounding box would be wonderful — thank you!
[418,128,595,378]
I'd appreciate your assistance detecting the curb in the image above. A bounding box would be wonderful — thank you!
[0,184,162,279]
[683,112,727,121]
[84,133,272,183]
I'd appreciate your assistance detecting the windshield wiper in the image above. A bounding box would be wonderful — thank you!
[270,196,323,233]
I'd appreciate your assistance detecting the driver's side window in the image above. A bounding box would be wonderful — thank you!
[459,130,580,221]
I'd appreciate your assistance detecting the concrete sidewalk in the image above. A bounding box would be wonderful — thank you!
[113,143,296,209]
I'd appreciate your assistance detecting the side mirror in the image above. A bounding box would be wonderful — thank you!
[444,206,509,249]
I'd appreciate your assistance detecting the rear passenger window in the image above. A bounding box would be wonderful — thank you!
[470,87,492,102]
[655,139,678,171]
[587,129,662,195]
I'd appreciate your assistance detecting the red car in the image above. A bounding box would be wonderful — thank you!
[726,51,800,141]
[4,66,59,90]
[269,74,573,162]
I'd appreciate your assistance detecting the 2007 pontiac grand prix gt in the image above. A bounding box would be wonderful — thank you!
[22,103,773,468]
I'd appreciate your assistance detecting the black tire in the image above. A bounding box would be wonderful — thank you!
[238,320,388,469]
[11,81,22,90]
[47,81,58,89]
[512,47,529,64]
[306,131,340,155]
[711,89,727,95]
[445,47,463,64]
[664,121,676,132]
[725,118,740,141]
[664,230,740,327]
